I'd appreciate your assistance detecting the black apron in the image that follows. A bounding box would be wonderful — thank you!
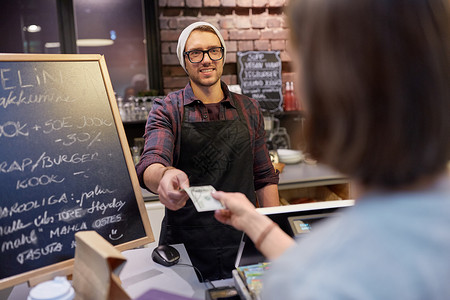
[159,94,256,281]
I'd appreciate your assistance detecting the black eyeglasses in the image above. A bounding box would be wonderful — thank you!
[184,47,224,63]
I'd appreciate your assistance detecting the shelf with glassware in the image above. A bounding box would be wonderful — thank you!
[116,95,157,163]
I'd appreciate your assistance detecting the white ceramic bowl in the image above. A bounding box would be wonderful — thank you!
[277,149,304,164]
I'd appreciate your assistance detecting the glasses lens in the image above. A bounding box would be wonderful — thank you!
[188,50,203,63]
[208,48,223,60]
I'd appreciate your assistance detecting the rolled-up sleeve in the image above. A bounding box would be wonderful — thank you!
[135,95,180,190]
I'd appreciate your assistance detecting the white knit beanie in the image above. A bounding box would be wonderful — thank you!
[176,21,227,74]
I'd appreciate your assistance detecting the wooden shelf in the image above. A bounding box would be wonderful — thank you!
[277,163,350,205]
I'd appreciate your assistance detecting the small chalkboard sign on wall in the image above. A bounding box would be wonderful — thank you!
[0,54,153,289]
[237,51,283,113]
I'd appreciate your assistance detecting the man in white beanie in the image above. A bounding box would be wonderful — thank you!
[136,21,279,281]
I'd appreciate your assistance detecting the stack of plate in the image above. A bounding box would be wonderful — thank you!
[277,149,304,164]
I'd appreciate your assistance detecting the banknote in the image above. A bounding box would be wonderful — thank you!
[183,185,225,212]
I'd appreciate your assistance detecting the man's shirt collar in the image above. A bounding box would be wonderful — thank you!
[182,81,236,108]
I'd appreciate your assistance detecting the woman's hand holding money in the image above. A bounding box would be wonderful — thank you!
[212,191,260,231]
[213,191,295,260]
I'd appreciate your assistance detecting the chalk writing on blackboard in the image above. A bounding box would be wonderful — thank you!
[237,51,283,113]
[0,54,152,289]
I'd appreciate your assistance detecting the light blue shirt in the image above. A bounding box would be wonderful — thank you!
[263,175,450,299]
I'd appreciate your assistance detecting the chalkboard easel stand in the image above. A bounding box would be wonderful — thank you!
[0,53,154,290]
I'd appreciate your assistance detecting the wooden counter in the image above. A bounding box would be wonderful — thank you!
[278,163,347,190]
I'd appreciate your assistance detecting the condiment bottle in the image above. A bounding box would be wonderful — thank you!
[283,81,295,111]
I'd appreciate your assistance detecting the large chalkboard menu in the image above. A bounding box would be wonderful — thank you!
[237,51,283,113]
[0,54,153,289]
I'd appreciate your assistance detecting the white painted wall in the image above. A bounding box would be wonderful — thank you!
[145,201,165,244]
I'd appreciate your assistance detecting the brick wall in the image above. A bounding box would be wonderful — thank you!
[158,0,295,94]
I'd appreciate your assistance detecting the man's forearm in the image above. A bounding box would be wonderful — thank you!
[143,163,167,193]
[256,184,279,207]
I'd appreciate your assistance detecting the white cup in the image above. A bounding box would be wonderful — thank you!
[28,276,75,300]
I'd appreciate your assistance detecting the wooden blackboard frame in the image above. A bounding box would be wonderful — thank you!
[0,54,153,289]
